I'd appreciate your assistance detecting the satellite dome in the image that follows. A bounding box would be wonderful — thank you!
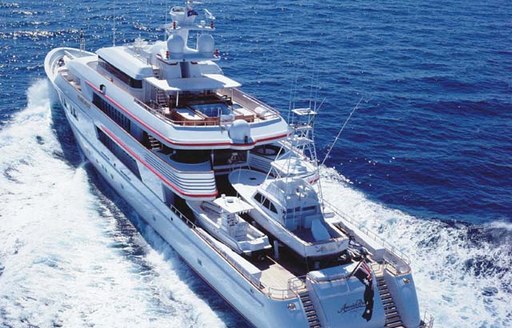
[197,34,215,54]
[167,34,184,54]
[228,119,251,143]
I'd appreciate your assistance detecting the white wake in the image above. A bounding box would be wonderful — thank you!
[321,168,511,327]
[0,80,509,328]
[0,80,229,327]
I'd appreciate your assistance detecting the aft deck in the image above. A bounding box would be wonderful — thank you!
[136,87,281,127]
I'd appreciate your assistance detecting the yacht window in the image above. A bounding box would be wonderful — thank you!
[302,206,316,212]
[96,127,141,180]
[286,207,301,213]
[254,192,263,203]
[93,93,131,132]
[98,57,143,89]
[269,202,277,213]
[261,198,277,213]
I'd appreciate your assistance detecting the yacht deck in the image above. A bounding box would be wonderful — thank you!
[136,87,280,127]
[84,58,281,127]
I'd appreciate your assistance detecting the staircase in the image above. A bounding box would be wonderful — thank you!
[156,89,167,106]
[153,68,167,106]
[148,134,162,150]
[298,290,321,328]
[376,276,405,328]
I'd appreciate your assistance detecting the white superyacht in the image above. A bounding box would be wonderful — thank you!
[44,2,432,327]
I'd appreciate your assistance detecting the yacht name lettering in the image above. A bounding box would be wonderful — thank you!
[337,299,365,313]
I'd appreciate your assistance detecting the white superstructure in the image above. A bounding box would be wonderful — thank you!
[44,2,432,327]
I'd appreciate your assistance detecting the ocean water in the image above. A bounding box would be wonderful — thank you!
[0,0,510,327]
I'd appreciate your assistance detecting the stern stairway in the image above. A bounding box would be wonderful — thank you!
[375,273,405,328]
[298,289,321,328]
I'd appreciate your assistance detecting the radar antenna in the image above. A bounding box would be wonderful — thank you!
[112,0,117,46]
[79,29,85,52]
[204,9,216,21]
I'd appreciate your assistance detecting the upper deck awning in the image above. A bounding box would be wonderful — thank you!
[145,74,241,92]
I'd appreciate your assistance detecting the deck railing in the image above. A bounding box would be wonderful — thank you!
[218,88,281,120]
[169,204,265,292]
[134,98,222,126]
[134,87,281,127]
[323,200,411,271]
[168,199,412,300]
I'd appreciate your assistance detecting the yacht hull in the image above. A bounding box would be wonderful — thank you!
[45,43,428,327]
[45,50,309,328]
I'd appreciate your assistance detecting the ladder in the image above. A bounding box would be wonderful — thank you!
[376,276,406,328]
[152,68,168,106]
[156,89,167,106]
[289,107,318,165]
[298,290,322,328]
[148,134,162,150]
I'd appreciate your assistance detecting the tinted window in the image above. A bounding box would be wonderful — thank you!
[269,202,277,213]
[97,127,141,180]
[262,198,270,209]
[93,93,131,132]
[254,192,263,203]
[99,57,143,89]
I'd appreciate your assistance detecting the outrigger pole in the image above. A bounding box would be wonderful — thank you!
[321,96,363,166]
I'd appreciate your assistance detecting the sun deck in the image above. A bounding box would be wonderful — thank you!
[135,87,281,127]
[83,55,280,127]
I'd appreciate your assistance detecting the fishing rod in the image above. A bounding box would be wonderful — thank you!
[321,96,363,166]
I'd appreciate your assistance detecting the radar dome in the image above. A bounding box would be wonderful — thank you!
[197,34,215,54]
[197,34,215,53]
[167,34,184,54]
[228,119,251,143]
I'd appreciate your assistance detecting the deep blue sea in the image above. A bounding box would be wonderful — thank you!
[0,0,511,327]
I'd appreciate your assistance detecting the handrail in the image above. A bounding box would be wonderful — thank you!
[234,89,281,117]
[167,201,410,300]
[97,98,214,176]
[323,200,411,267]
[171,203,297,300]
[134,97,262,127]
[169,205,265,292]
[134,98,222,126]
[218,88,281,119]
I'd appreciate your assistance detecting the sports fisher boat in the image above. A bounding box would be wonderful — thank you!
[230,169,348,260]
[44,1,432,327]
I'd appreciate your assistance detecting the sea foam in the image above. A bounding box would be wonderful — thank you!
[322,168,511,327]
[0,80,510,327]
[0,80,229,327]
